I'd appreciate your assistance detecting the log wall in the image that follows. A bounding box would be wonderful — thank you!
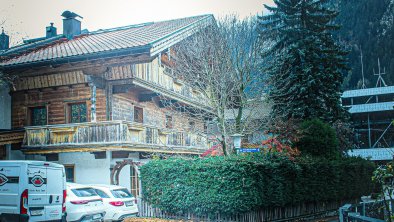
[112,91,204,132]
[10,58,205,132]
[11,84,106,128]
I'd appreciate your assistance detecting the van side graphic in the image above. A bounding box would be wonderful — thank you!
[0,174,18,186]
[0,174,7,186]
[29,175,46,187]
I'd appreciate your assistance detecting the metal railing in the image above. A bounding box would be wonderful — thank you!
[339,201,386,222]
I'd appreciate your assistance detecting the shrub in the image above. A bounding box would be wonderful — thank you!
[295,119,339,159]
[140,154,375,216]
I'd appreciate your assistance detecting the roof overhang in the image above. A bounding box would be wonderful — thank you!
[149,15,213,56]
[1,45,151,71]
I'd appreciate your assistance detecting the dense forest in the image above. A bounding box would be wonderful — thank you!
[334,0,394,89]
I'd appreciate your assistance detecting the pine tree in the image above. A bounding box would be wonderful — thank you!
[259,0,348,122]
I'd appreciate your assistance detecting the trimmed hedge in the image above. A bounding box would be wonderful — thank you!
[140,154,375,216]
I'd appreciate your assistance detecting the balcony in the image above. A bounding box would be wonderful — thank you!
[22,121,209,155]
[107,60,210,111]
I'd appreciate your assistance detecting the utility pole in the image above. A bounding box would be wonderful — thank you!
[360,47,367,89]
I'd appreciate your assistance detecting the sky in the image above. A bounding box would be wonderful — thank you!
[0,0,274,46]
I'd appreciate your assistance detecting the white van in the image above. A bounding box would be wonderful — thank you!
[0,161,67,222]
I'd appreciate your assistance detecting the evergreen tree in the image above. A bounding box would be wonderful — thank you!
[259,0,348,122]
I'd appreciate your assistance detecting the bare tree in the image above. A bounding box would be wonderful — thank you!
[0,18,20,86]
[160,15,267,156]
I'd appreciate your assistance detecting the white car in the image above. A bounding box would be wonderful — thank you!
[66,183,106,222]
[0,161,66,222]
[90,185,138,221]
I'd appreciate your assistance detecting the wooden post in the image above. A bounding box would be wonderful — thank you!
[106,83,113,121]
[368,114,371,148]
[90,83,97,122]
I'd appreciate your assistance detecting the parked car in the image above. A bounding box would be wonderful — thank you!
[66,183,106,222]
[0,160,66,222]
[90,184,138,221]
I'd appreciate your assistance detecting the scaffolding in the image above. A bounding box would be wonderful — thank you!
[342,86,394,152]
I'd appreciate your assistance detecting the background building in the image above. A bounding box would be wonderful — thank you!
[342,85,394,161]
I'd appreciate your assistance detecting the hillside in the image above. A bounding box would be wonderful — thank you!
[335,0,394,89]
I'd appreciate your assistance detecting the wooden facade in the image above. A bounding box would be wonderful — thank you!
[7,52,210,155]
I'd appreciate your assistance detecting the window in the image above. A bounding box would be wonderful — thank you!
[29,106,47,126]
[145,127,158,144]
[189,121,195,131]
[71,188,98,197]
[168,132,183,146]
[165,115,173,129]
[68,103,87,123]
[204,122,209,133]
[185,133,191,146]
[95,189,110,198]
[134,107,143,123]
[111,188,133,198]
[64,165,75,183]
[130,166,140,198]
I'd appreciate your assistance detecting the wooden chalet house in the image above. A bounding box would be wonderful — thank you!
[0,11,213,195]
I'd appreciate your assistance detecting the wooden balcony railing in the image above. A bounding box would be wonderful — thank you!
[23,121,208,154]
[108,61,207,106]
[134,67,207,105]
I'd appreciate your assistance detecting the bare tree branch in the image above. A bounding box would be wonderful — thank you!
[159,15,269,155]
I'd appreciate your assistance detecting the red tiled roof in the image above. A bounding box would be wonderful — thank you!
[0,15,213,67]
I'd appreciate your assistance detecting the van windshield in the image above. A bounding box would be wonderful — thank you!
[111,188,133,199]
[71,188,98,197]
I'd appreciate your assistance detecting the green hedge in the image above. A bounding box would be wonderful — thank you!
[140,154,375,216]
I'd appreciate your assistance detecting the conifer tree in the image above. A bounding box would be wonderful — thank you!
[259,0,348,122]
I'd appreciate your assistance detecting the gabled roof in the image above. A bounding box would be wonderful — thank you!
[0,14,213,68]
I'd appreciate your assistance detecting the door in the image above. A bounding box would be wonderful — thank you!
[27,166,47,222]
[0,165,20,214]
[45,167,64,221]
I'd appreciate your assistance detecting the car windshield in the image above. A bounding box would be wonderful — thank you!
[111,188,133,199]
[71,188,98,197]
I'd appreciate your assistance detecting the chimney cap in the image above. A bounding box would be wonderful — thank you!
[61,11,83,19]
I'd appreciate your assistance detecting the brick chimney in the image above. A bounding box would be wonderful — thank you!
[0,28,9,50]
[46,22,57,38]
[61,11,83,39]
